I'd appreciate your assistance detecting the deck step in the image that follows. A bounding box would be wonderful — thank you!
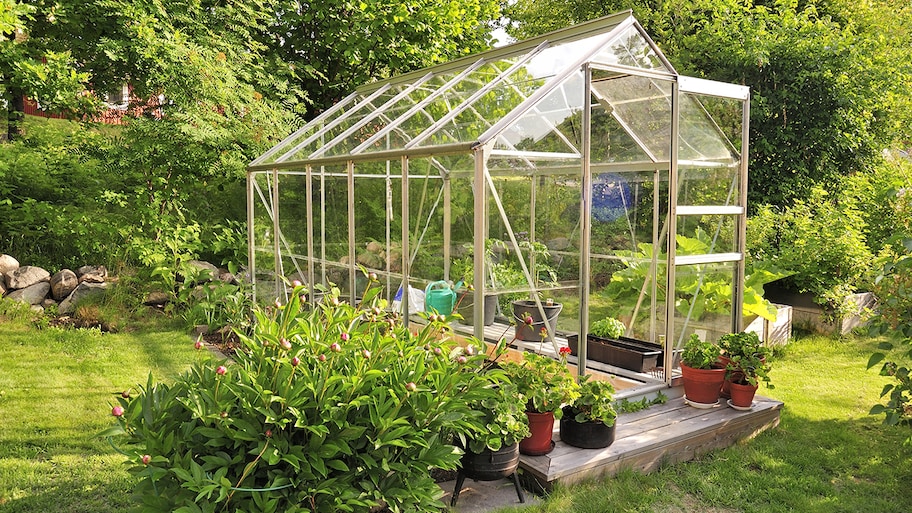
[519,395,782,490]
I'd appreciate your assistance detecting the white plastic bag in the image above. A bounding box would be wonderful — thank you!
[392,285,425,315]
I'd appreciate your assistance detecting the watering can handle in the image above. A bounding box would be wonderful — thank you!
[425,280,450,296]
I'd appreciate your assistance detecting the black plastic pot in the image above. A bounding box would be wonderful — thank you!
[456,292,497,326]
[451,443,525,507]
[559,407,617,449]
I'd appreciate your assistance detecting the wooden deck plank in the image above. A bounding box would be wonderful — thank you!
[518,395,782,490]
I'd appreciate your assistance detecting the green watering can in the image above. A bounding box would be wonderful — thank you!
[424,280,456,316]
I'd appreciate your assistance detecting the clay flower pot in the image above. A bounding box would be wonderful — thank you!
[680,363,726,405]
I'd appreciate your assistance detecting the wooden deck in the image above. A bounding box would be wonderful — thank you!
[520,394,783,490]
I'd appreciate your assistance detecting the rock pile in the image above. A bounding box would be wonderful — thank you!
[0,254,110,314]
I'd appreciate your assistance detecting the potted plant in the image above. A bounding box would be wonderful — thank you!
[502,350,579,455]
[453,240,499,326]
[718,331,771,399]
[451,378,530,507]
[679,333,726,406]
[559,375,618,449]
[566,316,666,372]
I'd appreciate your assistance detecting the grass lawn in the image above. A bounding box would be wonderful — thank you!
[0,307,213,513]
[2,299,911,513]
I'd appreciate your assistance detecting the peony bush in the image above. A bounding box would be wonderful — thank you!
[102,280,500,512]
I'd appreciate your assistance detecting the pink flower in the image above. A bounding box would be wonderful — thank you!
[291,356,300,366]
[280,338,292,350]
[340,332,350,341]
[456,356,467,365]
[330,343,342,353]
[362,349,371,359]
[194,338,204,350]
[216,366,228,376]
[524,315,534,326]
[141,454,151,465]
[292,280,302,288]
[405,382,417,392]
[318,354,327,362]
[111,406,124,417]
[433,347,442,356]
[265,429,273,438]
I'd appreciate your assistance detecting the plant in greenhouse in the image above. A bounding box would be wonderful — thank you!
[100,278,499,512]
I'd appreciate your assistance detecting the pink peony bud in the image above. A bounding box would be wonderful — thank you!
[524,316,534,326]
[111,406,124,417]
[318,354,327,362]
[121,390,131,399]
[280,338,292,350]
[141,454,152,465]
[216,366,228,376]
[291,356,300,366]
[362,349,371,359]
[340,332,350,341]
[220,411,229,418]
[433,347,442,356]
[456,356,467,365]
[368,272,378,282]
[265,429,273,438]
[292,280,302,288]
[405,382,417,392]
[330,342,341,353]
[194,338,204,350]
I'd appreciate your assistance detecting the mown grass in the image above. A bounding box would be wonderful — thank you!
[0,303,214,513]
[496,334,912,513]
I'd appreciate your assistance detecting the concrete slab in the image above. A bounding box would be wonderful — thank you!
[439,477,542,512]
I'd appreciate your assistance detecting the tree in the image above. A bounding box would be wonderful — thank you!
[504,0,912,207]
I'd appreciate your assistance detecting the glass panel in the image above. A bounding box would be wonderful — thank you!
[355,58,524,154]
[317,72,459,158]
[277,172,310,297]
[405,157,448,291]
[280,85,411,163]
[675,216,737,256]
[313,164,351,295]
[258,93,362,165]
[670,261,737,355]
[352,160,402,304]
[591,25,670,72]
[591,72,673,161]
[251,171,279,304]
[493,71,585,153]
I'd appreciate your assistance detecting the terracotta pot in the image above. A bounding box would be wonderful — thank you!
[559,407,617,449]
[520,411,555,455]
[728,381,759,408]
[680,363,726,405]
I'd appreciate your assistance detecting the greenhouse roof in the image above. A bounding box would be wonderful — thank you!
[250,10,746,170]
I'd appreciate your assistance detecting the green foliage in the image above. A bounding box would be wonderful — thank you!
[565,375,617,426]
[680,333,720,370]
[867,239,912,443]
[590,317,625,339]
[103,281,499,512]
[463,370,531,453]
[614,391,667,414]
[747,186,874,310]
[720,331,773,387]
[502,351,579,416]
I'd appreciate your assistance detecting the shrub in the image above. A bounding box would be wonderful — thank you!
[102,280,497,512]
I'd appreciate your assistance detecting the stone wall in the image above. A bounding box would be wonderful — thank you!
[0,254,109,314]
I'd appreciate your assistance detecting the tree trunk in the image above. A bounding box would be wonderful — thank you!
[7,86,25,142]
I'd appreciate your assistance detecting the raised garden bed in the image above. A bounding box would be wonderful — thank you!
[565,334,665,373]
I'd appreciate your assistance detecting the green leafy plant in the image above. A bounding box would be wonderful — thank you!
[564,375,617,427]
[101,278,497,513]
[725,352,773,387]
[463,378,531,453]
[718,331,770,362]
[502,351,579,417]
[614,391,668,414]
[680,333,721,370]
[590,317,625,339]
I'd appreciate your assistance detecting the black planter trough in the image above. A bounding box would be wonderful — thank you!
[566,334,666,373]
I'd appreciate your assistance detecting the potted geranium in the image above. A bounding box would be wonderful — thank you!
[679,333,725,406]
[718,331,772,399]
[560,375,618,449]
[502,349,579,455]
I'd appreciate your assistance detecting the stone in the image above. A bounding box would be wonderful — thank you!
[0,274,5,296]
[76,265,107,283]
[59,282,109,314]
[6,282,50,305]
[0,254,18,275]
[5,265,50,290]
[50,269,79,301]
[144,291,170,306]
[41,298,57,309]
[185,260,219,282]
[30,304,44,314]
[218,271,239,285]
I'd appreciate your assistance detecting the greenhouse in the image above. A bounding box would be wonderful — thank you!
[246,10,750,395]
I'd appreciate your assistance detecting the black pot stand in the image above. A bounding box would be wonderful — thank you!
[450,444,526,507]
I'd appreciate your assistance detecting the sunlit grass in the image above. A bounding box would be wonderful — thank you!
[0,307,214,513]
